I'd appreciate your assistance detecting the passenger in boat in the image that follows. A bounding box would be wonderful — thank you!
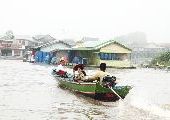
[57,59,66,71]
[86,63,109,84]
[53,59,68,76]
[73,64,86,82]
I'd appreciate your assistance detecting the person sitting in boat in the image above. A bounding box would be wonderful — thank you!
[86,63,109,84]
[73,64,86,82]
[53,59,68,76]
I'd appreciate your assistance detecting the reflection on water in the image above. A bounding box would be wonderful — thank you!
[0,60,170,120]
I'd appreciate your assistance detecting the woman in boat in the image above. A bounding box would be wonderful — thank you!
[73,64,86,82]
[86,63,109,84]
[56,59,66,71]
[53,59,68,76]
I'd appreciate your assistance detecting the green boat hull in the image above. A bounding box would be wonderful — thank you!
[54,76,131,101]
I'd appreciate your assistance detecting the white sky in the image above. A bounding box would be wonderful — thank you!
[0,0,170,43]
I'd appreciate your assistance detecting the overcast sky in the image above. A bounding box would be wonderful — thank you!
[0,0,170,43]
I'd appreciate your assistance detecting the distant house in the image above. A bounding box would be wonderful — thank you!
[15,35,38,48]
[14,35,39,57]
[38,39,132,67]
[0,35,38,57]
[0,39,14,56]
[72,40,132,67]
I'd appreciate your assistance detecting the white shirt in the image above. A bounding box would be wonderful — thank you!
[55,64,65,71]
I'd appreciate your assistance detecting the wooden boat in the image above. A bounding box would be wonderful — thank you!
[52,72,131,102]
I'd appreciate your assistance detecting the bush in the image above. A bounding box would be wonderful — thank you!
[151,52,170,66]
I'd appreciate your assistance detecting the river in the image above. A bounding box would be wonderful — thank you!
[0,60,170,120]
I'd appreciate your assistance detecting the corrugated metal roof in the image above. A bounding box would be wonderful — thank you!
[62,39,76,46]
[72,40,131,51]
[40,41,71,52]
[73,40,109,48]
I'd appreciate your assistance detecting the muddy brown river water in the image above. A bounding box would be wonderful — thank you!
[0,60,170,120]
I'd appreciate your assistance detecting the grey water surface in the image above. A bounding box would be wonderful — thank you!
[0,60,170,120]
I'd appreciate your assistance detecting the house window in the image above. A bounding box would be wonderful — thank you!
[108,53,112,60]
[100,53,105,60]
[100,53,121,60]
[112,53,118,60]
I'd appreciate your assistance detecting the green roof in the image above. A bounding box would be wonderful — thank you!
[72,40,131,51]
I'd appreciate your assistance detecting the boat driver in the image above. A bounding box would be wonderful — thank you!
[86,63,109,84]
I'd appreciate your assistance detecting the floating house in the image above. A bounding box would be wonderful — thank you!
[37,40,73,63]
[38,38,132,67]
[72,40,132,68]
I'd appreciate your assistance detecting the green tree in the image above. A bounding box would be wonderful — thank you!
[151,52,170,66]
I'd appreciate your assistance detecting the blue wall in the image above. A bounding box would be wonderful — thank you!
[35,51,52,63]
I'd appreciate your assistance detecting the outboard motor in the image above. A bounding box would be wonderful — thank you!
[102,75,116,88]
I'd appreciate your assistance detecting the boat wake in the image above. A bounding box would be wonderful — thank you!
[130,97,170,119]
